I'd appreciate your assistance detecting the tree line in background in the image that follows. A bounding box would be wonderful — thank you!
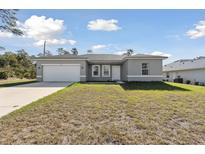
[55,48,134,56]
[39,47,79,56]
[0,49,36,79]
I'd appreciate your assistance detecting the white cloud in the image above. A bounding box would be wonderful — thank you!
[22,15,64,40]
[34,39,76,47]
[0,15,76,46]
[92,44,107,50]
[186,20,205,39]
[150,51,171,57]
[87,19,121,31]
[0,31,14,38]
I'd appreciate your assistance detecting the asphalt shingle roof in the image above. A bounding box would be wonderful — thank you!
[163,56,205,71]
[33,53,167,60]
[81,54,126,60]
[34,54,87,59]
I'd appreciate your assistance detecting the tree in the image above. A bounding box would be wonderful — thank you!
[71,48,78,55]
[0,9,23,36]
[87,49,93,54]
[30,55,36,59]
[37,53,44,57]
[15,49,35,79]
[57,48,70,55]
[37,50,52,57]
[16,49,30,67]
[126,49,134,56]
[45,50,52,56]
[0,56,7,67]
[4,52,17,67]
[0,50,36,79]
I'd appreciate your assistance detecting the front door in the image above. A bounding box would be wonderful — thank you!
[112,66,121,81]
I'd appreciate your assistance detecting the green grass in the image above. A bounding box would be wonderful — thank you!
[0,82,205,144]
[0,78,37,87]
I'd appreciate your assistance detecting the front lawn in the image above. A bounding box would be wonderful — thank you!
[0,78,37,87]
[0,82,204,144]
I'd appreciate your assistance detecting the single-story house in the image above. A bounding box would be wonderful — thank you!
[34,54,167,82]
[163,56,205,84]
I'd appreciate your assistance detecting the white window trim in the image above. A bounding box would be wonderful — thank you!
[102,65,111,77]
[141,63,149,75]
[92,65,100,77]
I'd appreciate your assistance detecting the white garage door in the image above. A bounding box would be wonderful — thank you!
[43,64,80,82]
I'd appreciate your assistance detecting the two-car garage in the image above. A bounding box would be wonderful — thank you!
[42,64,80,82]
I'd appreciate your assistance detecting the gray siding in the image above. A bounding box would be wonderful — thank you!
[87,64,123,81]
[36,60,87,81]
[35,58,164,82]
[127,77,162,81]
[163,69,205,84]
[85,62,89,82]
[121,60,128,81]
[126,59,163,81]
[88,64,112,81]
[127,59,162,75]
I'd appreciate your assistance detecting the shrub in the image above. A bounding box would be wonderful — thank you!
[24,72,30,79]
[0,71,8,79]
[30,70,36,79]
[186,80,191,84]
[14,68,25,79]
[199,82,205,86]
[194,82,199,85]
[0,50,36,80]
[174,78,183,83]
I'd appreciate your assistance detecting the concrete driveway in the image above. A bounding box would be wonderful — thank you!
[0,82,71,118]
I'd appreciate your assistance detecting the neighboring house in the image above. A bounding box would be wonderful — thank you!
[163,56,205,84]
[34,54,167,82]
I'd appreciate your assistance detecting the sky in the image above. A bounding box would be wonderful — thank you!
[1,9,205,64]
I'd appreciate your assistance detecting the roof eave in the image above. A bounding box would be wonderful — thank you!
[163,67,205,72]
[125,56,168,60]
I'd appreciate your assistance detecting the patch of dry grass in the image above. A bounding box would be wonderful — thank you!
[0,82,205,144]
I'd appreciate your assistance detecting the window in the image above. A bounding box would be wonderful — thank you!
[102,65,110,77]
[166,73,169,78]
[142,63,149,75]
[92,65,100,77]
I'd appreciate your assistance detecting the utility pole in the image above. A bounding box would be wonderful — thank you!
[43,40,46,56]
